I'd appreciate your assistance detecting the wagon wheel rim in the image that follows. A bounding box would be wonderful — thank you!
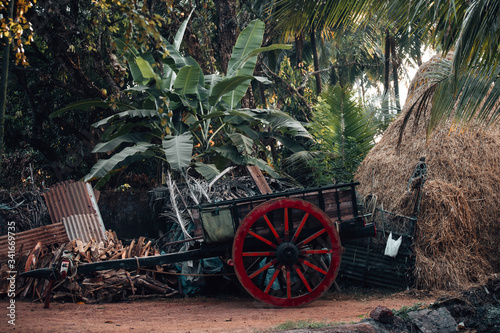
[232,198,341,307]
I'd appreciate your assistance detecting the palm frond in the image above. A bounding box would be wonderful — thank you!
[165,172,191,240]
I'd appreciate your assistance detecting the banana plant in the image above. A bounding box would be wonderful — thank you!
[54,18,311,188]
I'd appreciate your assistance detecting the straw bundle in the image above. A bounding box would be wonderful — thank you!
[355,54,500,290]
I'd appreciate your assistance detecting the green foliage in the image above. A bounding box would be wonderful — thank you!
[89,0,169,51]
[277,56,318,121]
[59,18,303,188]
[305,84,377,185]
[274,320,339,331]
[392,303,428,321]
[388,0,500,134]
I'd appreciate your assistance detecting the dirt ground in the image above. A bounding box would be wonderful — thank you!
[0,288,436,333]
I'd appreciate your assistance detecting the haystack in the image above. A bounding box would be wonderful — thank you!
[355,55,500,290]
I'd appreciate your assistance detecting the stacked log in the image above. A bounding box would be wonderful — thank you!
[0,230,179,304]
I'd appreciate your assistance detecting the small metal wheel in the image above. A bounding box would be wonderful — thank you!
[232,198,341,307]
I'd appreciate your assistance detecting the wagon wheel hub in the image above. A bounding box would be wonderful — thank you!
[276,242,299,266]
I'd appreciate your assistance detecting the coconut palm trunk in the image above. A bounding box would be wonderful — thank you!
[390,36,401,112]
[383,30,390,99]
[310,28,322,94]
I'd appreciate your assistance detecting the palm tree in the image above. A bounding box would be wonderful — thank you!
[270,1,372,95]
[271,0,500,132]
[305,84,377,184]
[390,0,500,133]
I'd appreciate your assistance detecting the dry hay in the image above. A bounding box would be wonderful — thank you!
[355,54,500,290]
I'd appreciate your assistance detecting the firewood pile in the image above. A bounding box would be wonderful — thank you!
[0,230,179,304]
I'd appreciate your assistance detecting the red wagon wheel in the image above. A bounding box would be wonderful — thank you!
[232,198,341,307]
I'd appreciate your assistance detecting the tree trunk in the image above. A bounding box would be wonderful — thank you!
[215,0,238,74]
[295,33,305,95]
[215,0,255,108]
[382,29,391,120]
[241,85,256,108]
[295,33,304,68]
[360,75,366,105]
[310,29,322,94]
[390,36,401,113]
[185,26,208,73]
[383,29,391,98]
[0,0,14,158]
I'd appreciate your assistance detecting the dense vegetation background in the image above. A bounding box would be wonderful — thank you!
[0,0,498,190]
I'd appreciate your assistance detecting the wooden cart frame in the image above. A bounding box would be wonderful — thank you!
[22,182,375,308]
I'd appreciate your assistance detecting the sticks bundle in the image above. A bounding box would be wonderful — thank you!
[0,230,179,303]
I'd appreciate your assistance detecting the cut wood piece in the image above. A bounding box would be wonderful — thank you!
[84,250,92,263]
[135,237,145,257]
[83,240,92,253]
[125,271,135,295]
[246,166,272,194]
[109,251,123,261]
[141,241,152,257]
[127,239,136,258]
[135,276,173,294]
[90,242,100,261]
[24,242,43,272]
[76,239,85,254]
[97,241,106,257]
[64,240,76,251]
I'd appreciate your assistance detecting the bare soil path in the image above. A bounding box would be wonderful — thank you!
[1,289,436,333]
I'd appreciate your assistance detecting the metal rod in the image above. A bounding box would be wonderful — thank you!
[161,236,203,247]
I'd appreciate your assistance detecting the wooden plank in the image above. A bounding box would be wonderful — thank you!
[246,166,273,194]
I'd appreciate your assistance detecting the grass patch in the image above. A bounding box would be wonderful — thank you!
[273,320,340,331]
[392,302,428,321]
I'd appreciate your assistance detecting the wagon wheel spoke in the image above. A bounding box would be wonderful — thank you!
[263,214,282,243]
[299,258,328,275]
[233,198,342,308]
[300,249,332,255]
[264,264,282,294]
[297,228,327,247]
[293,264,312,292]
[248,230,277,249]
[249,258,278,279]
[242,251,276,257]
[284,208,290,241]
[291,212,309,243]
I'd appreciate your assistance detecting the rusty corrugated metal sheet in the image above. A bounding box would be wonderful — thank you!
[62,214,106,243]
[43,181,106,243]
[0,223,69,260]
[43,180,95,223]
